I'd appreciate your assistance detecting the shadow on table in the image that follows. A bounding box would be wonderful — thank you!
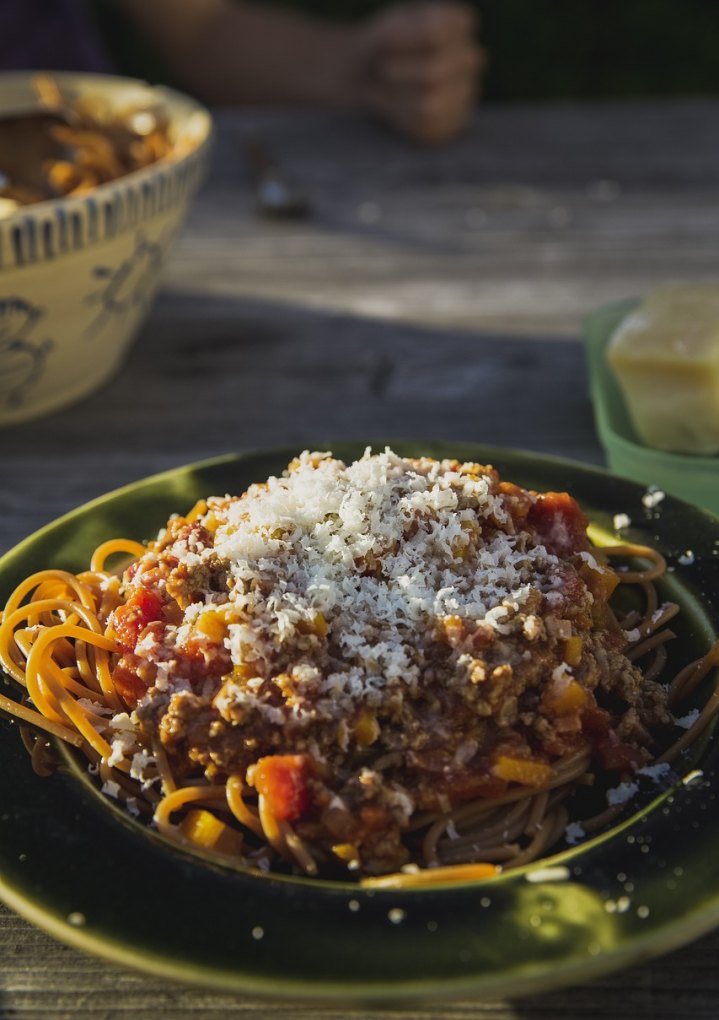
[2,288,600,469]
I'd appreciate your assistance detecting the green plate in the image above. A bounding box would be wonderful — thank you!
[1,442,718,1002]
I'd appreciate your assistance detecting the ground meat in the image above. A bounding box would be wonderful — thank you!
[111,453,672,876]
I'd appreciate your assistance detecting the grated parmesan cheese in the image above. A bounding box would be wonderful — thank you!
[170,449,563,722]
[606,781,639,806]
[564,822,586,845]
[636,762,671,782]
[642,487,665,509]
[674,709,700,730]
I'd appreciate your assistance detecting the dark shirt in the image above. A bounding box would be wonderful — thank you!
[0,0,114,73]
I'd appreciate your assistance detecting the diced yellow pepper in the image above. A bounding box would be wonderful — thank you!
[196,610,227,643]
[203,511,219,534]
[313,612,328,637]
[493,755,554,787]
[297,612,328,637]
[185,499,208,523]
[451,538,468,561]
[440,615,465,646]
[550,678,588,714]
[563,635,584,667]
[230,662,259,682]
[179,809,244,855]
[332,842,360,864]
[354,711,379,747]
[580,562,620,602]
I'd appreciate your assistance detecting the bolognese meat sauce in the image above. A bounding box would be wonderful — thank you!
[106,450,670,876]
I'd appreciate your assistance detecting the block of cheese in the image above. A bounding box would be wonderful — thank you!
[607,283,719,455]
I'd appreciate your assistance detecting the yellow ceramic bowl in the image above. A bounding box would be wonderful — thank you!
[0,71,212,425]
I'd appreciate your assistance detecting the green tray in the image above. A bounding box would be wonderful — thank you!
[583,300,719,515]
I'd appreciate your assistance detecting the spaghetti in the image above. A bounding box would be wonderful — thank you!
[0,450,717,888]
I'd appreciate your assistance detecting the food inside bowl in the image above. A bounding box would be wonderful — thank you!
[607,283,719,455]
[1,449,717,887]
[0,74,173,215]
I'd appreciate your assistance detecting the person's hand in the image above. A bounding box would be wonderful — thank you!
[354,1,484,144]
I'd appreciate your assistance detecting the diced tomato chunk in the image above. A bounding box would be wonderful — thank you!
[111,589,165,650]
[594,730,646,772]
[446,770,508,804]
[112,660,149,708]
[360,804,391,832]
[528,492,590,556]
[581,704,612,736]
[251,754,312,821]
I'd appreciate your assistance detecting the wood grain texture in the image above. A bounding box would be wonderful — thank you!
[1,99,719,1019]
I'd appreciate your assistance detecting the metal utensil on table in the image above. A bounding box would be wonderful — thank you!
[243,137,310,220]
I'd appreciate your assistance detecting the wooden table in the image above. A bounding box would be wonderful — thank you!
[2,100,719,1019]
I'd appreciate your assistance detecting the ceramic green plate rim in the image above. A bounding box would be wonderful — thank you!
[0,441,718,1003]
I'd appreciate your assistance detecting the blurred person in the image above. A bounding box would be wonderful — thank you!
[0,0,484,144]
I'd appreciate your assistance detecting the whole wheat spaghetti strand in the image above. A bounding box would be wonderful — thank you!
[362,861,499,889]
[421,747,592,865]
[603,544,667,583]
[89,539,147,574]
[98,758,159,808]
[154,784,229,836]
[627,629,676,663]
[27,731,56,777]
[580,802,626,834]
[226,775,264,838]
[657,690,719,766]
[3,570,98,618]
[151,738,177,797]
[508,805,570,868]
[642,644,668,683]
[637,602,680,639]
[432,800,532,860]
[279,821,318,876]
[257,794,290,860]
[0,599,100,684]
[434,833,521,866]
[0,691,83,746]
[24,626,117,754]
[669,640,719,706]
[524,790,551,834]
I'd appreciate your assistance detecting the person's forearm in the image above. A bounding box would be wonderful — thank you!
[118,0,359,107]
